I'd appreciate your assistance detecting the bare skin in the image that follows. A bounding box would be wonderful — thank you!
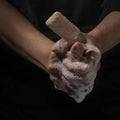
[87,11,120,54]
[0,0,120,101]
[0,0,120,70]
[48,11,120,101]
[48,39,101,102]
[0,0,54,71]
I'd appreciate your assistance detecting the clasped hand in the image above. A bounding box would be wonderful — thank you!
[48,37,101,103]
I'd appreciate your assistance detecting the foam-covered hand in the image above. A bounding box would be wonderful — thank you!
[48,39,101,102]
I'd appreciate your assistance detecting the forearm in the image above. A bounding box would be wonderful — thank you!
[87,11,120,54]
[0,0,54,70]
[0,34,48,71]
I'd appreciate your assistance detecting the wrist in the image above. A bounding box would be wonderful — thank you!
[86,30,103,53]
[86,33,96,46]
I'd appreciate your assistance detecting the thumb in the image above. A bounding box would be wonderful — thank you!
[70,42,85,62]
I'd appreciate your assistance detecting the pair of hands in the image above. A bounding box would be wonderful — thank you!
[47,35,101,102]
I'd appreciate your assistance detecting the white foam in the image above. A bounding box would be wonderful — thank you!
[52,41,101,103]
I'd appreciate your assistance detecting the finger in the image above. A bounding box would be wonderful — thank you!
[85,50,96,64]
[60,76,76,95]
[69,42,86,62]
[52,39,69,56]
[49,52,59,64]
[61,65,89,89]
[48,63,62,77]
[49,74,64,90]
[62,58,89,76]
[49,74,58,82]
[84,44,101,64]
